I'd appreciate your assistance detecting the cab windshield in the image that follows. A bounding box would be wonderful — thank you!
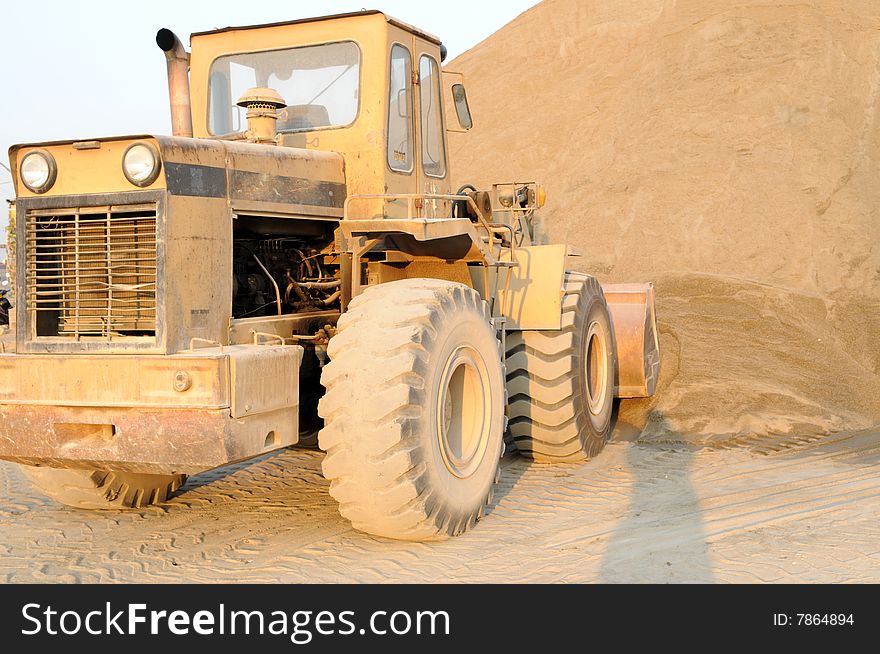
[207,41,361,136]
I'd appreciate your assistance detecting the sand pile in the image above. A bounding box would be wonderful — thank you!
[448,0,880,442]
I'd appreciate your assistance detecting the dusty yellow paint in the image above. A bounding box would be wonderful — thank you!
[0,352,228,408]
[0,344,303,474]
[470,244,567,330]
[189,12,451,218]
[10,137,165,197]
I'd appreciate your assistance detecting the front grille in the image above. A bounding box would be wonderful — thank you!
[26,205,157,338]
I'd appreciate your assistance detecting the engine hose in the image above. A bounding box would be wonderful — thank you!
[453,183,479,219]
[251,252,282,315]
[318,290,342,305]
[285,273,310,304]
[292,248,315,278]
[291,279,342,290]
[285,282,308,304]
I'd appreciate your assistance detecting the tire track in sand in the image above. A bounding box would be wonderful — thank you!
[0,432,879,583]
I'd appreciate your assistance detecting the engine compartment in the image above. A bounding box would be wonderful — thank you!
[231,215,340,320]
[230,215,341,440]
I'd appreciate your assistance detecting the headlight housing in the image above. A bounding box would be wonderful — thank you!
[20,150,57,194]
[122,142,161,187]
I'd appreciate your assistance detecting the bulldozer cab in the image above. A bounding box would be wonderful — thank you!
[189,10,469,216]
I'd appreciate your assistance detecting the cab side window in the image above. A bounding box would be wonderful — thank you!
[419,55,447,178]
[387,45,414,173]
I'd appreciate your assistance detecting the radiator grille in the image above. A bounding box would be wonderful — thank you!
[26,206,157,338]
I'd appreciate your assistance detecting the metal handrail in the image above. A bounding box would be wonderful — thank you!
[189,337,223,352]
[343,193,515,258]
[251,331,287,346]
[344,192,487,222]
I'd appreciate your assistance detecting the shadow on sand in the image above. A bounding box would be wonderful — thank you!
[598,412,714,582]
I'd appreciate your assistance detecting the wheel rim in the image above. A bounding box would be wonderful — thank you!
[436,345,491,479]
[585,320,609,416]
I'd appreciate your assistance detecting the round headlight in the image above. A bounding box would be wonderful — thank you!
[20,150,57,194]
[122,142,161,187]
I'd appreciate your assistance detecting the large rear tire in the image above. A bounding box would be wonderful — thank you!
[506,271,616,462]
[21,466,186,509]
[318,279,505,540]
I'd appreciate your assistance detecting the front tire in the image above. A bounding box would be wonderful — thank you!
[506,271,616,462]
[21,466,186,509]
[318,279,505,540]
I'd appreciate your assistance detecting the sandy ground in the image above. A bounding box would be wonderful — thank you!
[2,430,879,583]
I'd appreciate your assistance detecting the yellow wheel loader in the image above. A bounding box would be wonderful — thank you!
[1,11,659,540]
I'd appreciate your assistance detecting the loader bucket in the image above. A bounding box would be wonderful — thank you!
[601,283,661,398]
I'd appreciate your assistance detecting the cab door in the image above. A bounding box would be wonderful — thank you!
[382,31,417,219]
[412,40,451,217]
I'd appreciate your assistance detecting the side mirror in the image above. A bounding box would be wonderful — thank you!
[442,71,473,132]
[451,84,473,130]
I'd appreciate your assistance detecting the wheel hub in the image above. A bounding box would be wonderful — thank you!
[585,320,609,416]
[436,345,491,478]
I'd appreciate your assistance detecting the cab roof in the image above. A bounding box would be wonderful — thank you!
[190,10,442,45]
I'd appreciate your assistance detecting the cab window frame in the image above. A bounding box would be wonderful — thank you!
[205,39,363,138]
[386,42,415,175]
[417,53,448,179]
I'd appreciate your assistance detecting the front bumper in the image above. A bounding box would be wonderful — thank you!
[0,345,303,475]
